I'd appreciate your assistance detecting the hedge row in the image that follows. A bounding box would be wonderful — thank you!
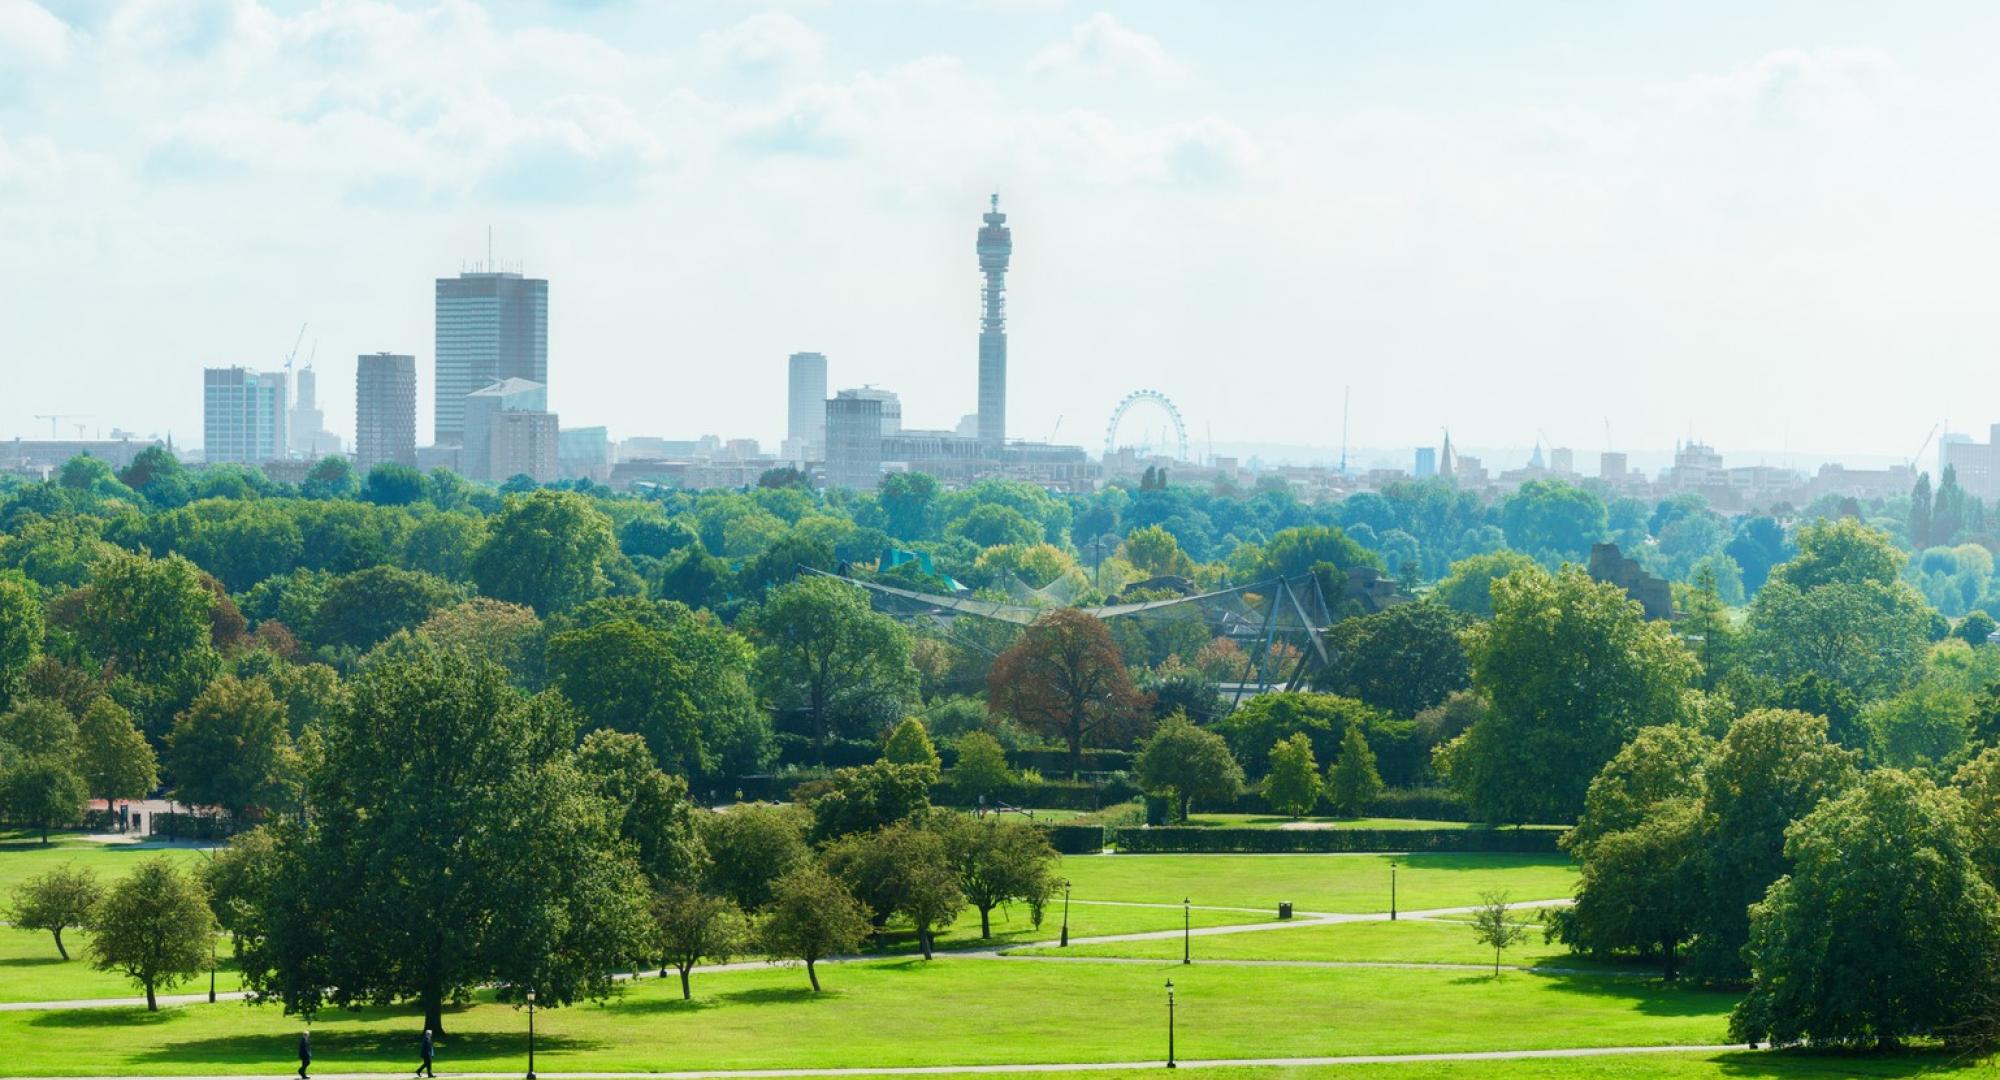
[1109,827,1563,854]
[1007,748,1135,774]
[1038,823,1109,854]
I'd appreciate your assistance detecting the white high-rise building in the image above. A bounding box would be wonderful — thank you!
[203,367,288,464]
[786,352,828,462]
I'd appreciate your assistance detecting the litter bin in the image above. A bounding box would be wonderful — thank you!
[1278,902,1293,920]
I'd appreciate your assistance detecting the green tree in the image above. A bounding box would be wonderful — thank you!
[1263,732,1321,818]
[1136,713,1244,821]
[1213,691,1392,777]
[412,599,542,683]
[166,676,295,827]
[1955,747,2000,886]
[547,617,708,776]
[654,548,735,614]
[8,863,102,959]
[1499,479,1607,563]
[236,650,650,1034]
[1551,798,1701,978]
[76,551,215,685]
[75,697,159,805]
[1956,610,1998,648]
[0,755,88,843]
[1731,770,2000,1048]
[0,574,42,710]
[1325,724,1384,816]
[308,566,461,652]
[756,865,872,991]
[88,857,216,1010]
[806,760,936,842]
[651,885,748,999]
[300,456,357,500]
[401,512,486,582]
[360,464,427,506]
[471,490,617,615]
[1,698,76,757]
[1434,551,1543,618]
[575,728,708,887]
[1469,890,1528,976]
[699,803,811,910]
[1689,708,1859,980]
[950,731,1014,803]
[988,608,1149,774]
[1441,565,1695,823]
[937,815,1057,938]
[1119,525,1196,578]
[882,716,940,769]
[878,472,940,541]
[746,577,918,757]
[1316,600,1469,718]
[1563,724,1713,859]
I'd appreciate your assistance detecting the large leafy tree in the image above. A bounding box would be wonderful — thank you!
[1325,723,1384,816]
[755,865,871,992]
[574,728,707,887]
[988,608,1149,773]
[1442,565,1695,823]
[1499,479,1607,563]
[651,885,748,1000]
[745,577,918,756]
[471,490,617,615]
[699,802,811,910]
[166,676,296,826]
[1264,733,1322,819]
[1688,708,1858,980]
[8,863,102,959]
[89,858,216,1011]
[1213,691,1393,777]
[0,574,41,710]
[236,650,650,1033]
[75,697,159,805]
[1316,599,1469,717]
[1136,713,1243,821]
[76,550,215,685]
[1563,724,1714,859]
[1731,771,2000,1048]
[1744,520,1932,703]
[0,753,87,843]
[1552,798,1702,978]
[308,566,461,652]
[934,814,1057,939]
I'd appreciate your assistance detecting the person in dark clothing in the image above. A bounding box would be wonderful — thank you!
[297,1030,311,1079]
[417,1028,435,1077]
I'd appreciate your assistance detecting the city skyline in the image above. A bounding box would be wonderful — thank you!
[10,2,2000,461]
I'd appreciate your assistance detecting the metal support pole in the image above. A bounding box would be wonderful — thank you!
[1182,898,1191,965]
[526,990,537,1080]
[1165,981,1176,1068]
[1391,861,1398,921]
[1061,882,1070,947]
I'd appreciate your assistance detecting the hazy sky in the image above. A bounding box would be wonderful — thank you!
[6,1,2000,466]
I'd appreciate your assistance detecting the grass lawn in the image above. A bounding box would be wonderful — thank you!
[874,897,1272,955]
[0,835,214,900]
[0,926,243,1003]
[570,1057,1992,1080]
[1008,916,1637,972]
[0,955,1737,1075]
[1059,853,1577,914]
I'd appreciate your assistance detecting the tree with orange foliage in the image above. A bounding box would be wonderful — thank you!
[987,608,1150,774]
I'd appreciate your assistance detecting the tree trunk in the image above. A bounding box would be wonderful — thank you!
[1067,730,1083,779]
[52,929,67,961]
[1493,949,1501,976]
[422,990,446,1038]
[919,928,932,960]
[806,959,821,992]
[144,980,157,1012]
[1661,936,1678,981]
[679,967,692,1000]
[979,904,992,939]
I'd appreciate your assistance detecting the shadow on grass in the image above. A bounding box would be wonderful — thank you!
[1395,853,1576,873]
[133,1030,605,1067]
[27,1006,180,1028]
[1712,1047,1990,1078]
[1519,968,1741,1017]
[0,955,67,969]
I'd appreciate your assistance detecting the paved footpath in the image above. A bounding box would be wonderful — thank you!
[0,1044,1755,1080]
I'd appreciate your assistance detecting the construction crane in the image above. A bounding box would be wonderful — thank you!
[32,414,87,439]
[282,323,308,399]
[1046,415,1063,443]
[1909,422,1941,471]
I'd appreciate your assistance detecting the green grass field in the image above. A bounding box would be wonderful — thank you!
[1058,853,1578,914]
[0,836,213,901]
[1009,916,1637,972]
[0,955,1738,1075]
[0,926,242,1003]
[1173,814,1564,832]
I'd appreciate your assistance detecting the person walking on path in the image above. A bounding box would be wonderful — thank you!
[417,1028,436,1077]
[297,1029,311,1079]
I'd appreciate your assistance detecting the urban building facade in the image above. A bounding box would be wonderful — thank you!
[490,411,559,484]
[463,378,550,482]
[558,426,612,483]
[825,391,884,491]
[354,352,417,472]
[1942,424,2000,502]
[288,366,341,459]
[435,271,548,445]
[202,367,288,464]
[785,352,827,462]
[976,194,1011,450]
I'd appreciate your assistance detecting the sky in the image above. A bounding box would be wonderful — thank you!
[6,0,2000,469]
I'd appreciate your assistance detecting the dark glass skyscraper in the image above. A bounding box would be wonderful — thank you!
[434,271,547,445]
[355,352,417,471]
[976,194,1011,452]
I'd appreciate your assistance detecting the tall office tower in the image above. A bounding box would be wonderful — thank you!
[435,270,548,445]
[489,410,560,485]
[355,352,418,472]
[787,352,828,462]
[1414,447,1437,478]
[975,193,1012,452]
[289,366,320,457]
[825,391,884,491]
[463,378,550,481]
[203,367,288,464]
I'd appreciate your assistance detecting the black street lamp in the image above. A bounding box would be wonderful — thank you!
[1182,898,1191,965]
[1060,880,1071,947]
[1165,979,1176,1068]
[1390,860,1398,922]
[525,989,537,1080]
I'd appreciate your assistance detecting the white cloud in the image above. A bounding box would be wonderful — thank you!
[0,0,67,64]
[699,12,824,77]
[1028,12,1182,84]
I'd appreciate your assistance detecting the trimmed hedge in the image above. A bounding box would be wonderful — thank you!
[1007,748,1135,774]
[1110,826,1562,854]
[1039,822,1109,854]
[1363,786,1469,820]
[933,776,1143,811]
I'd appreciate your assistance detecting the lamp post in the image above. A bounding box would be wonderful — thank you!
[1390,860,1398,922]
[1182,898,1191,965]
[525,989,537,1080]
[1165,979,1176,1068]
[1060,880,1071,947]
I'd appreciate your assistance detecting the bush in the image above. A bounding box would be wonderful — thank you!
[1364,786,1469,820]
[1110,826,1560,854]
[1007,748,1134,774]
[1038,822,1108,854]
